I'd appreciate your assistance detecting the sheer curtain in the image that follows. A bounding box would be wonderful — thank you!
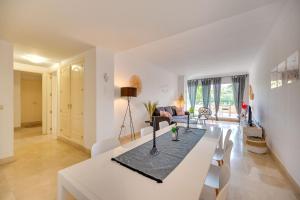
[201,79,212,108]
[187,80,199,110]
[232,75,247,118]
[212,77,222,120]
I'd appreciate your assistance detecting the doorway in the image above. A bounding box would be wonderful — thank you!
[13,60,85,151]
[14,71,43,128]
[14,70,58,135]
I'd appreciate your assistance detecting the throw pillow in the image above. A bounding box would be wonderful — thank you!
[165,111,172,120]
[176,107,185,116]
[165,106,174,116]
[160,111,172,120]
[155,107,165,116]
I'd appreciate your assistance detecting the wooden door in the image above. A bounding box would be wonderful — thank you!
[46,74,52,134]
[60,65,71,138]
[70,63,84,144]
[51,73,58,135]
[21,73,42,126]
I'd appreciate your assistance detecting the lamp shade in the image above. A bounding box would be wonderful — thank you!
[120,87,137,97]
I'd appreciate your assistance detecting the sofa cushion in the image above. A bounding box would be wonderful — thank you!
[154,107,165,116]
[172,115,188,123]
[165,106,174,116]
[160,110,172,120]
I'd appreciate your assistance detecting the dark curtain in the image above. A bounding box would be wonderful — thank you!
[212,77,222,120]
[187,80,199,110]
[201,79,212,108]
[232,75,247,118]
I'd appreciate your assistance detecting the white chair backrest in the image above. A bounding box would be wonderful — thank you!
[218,131,223,149]
[223,129,232,150]
[91,138,119,158]
[219,164,231,193]
[159,121,169,129]
[223,140,233,166]
[141,126,153,137]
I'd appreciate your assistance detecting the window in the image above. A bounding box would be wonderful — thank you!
[190,83,238,119]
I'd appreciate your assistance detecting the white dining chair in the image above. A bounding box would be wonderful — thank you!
[200,164,231,200]
[222,141,233,167]
[214,129,232,166]
[218,131,223,150]
[91,138,120,158]
[216,177,230,200]
[223,129,232,150]
[217,164,231,200]
[213,139,233,166]
[159,121,169,129]
[204,141,233,193]
[141,126,153,137]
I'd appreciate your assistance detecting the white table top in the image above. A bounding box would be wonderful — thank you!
[58,124,222,200]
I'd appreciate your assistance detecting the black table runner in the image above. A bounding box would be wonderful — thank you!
[112,127,206,183]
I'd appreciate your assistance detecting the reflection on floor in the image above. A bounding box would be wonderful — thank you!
[200,121,300,200]
[0,123,299,200]
[0,127,89,200]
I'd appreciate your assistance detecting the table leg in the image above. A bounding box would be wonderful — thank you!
[57,180,68,200]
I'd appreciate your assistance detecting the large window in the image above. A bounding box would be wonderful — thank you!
[192,83,237,119]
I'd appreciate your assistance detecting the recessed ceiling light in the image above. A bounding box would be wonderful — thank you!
[22,54,48,64]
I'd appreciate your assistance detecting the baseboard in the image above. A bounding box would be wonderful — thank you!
[119,132,141,145]
[57,136,91,156]
[14,127,22,131]
[21,121,42,128]
[268,147,300,194]
[217,117,239,122]
[0,156,15,165]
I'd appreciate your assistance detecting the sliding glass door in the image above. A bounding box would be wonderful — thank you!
[192,83,238,119]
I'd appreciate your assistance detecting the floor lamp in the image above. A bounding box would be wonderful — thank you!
[119,87,137,140]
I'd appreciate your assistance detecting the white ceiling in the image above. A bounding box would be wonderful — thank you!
[117,1,286,77]
[0,0,285,72]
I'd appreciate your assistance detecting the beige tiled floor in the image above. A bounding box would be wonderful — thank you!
[0,127,89,200]
[0,123,299,200]
[200,121,300,200]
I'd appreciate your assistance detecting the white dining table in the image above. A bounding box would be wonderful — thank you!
[57,124,222,200]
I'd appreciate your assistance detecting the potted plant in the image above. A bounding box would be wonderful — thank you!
[143,101,158,122]
[171,124,179,141]
[189,107,195,117]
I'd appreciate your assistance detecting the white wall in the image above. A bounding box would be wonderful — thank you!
[0,40,14,159]
[114,51,178,136]
[14,71,21,128]
[83,49,97,148]
[250,0,300,186]
[96,48,115,141]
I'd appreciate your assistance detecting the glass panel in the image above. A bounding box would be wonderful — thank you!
[219,84,237,119]
[191,83,238,119]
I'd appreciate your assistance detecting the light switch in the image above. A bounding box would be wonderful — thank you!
[0,105,3,110]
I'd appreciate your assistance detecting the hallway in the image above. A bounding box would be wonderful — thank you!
[0,127,89,200]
